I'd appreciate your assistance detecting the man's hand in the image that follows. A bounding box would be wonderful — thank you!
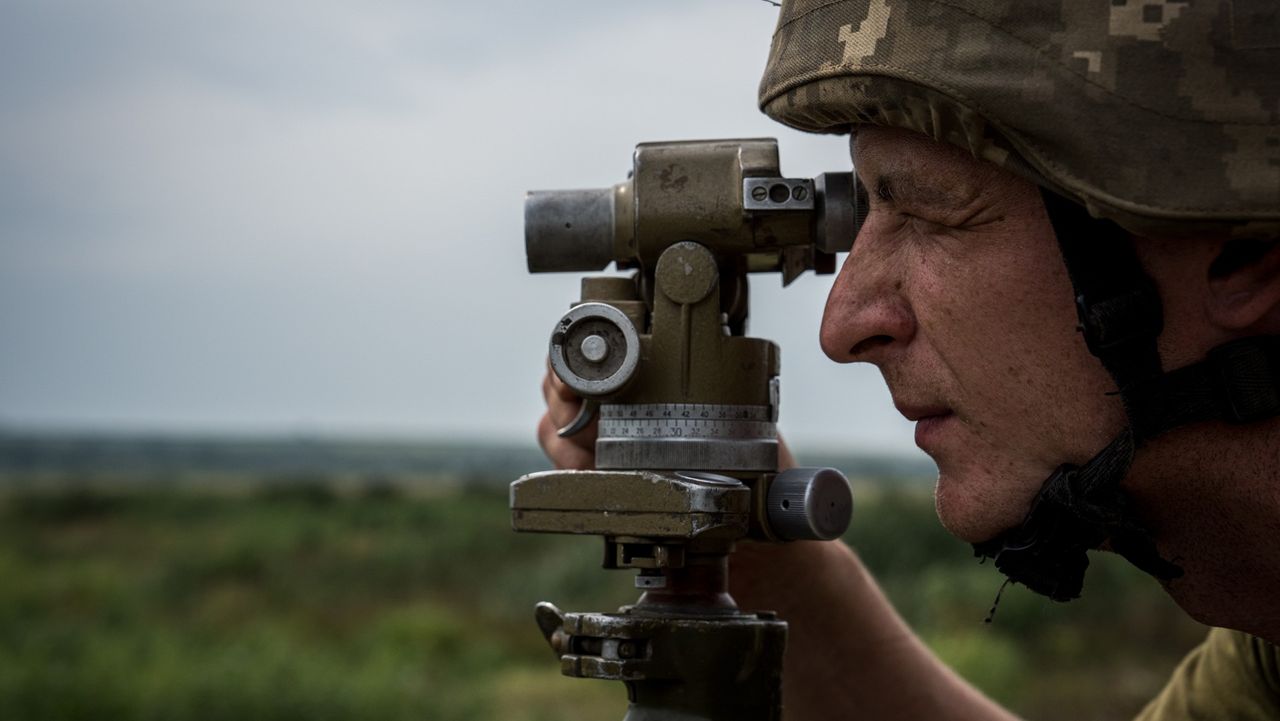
[537,364,597,470]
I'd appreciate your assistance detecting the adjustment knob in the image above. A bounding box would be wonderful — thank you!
[766,467,853,541]
[548,302,641,398]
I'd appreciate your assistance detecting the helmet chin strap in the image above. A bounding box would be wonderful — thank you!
[972,190,1280,603]
[971,429,1178,602]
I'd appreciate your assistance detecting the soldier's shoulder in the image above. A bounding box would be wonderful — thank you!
[1135,627,1280,721]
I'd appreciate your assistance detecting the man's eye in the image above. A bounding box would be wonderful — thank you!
[875,178,894,203]
[905,214,951,235]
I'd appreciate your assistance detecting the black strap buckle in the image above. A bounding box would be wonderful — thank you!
[1209,338,1280,424]
[1075,284,1163,357]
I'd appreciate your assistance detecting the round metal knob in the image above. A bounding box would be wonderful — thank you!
[548,302,641,398]
[766,467,853,541]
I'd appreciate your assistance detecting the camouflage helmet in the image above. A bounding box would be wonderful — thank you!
[758,0,1280,240]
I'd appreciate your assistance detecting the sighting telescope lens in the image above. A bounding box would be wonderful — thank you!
[525,188,615,273]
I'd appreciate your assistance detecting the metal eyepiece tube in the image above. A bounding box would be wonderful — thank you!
[525,188,617,273]
[814,172,866,254]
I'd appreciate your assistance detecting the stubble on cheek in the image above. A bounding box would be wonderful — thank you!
[918,331,1061,542]
[930,429,1050,543]
[930,365,1124,545]
[924,265,1121,541]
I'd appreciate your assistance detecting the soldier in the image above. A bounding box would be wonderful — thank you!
[540,1,1280,718]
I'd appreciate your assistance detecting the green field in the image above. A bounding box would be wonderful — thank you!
[0,463,1206,720]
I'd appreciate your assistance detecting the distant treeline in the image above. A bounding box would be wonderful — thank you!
[0,433,550,486]
[0,430,936,488]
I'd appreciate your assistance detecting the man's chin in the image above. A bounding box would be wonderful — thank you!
[933,475,1027,545]
[935,506,1005,545]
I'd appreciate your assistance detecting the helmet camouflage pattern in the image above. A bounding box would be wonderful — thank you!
[759,0,1280,240]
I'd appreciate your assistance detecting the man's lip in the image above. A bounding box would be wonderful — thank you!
[894,403,953,422]
[913,411,955,450]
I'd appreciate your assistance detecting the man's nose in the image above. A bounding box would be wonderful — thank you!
[819,228,916,365]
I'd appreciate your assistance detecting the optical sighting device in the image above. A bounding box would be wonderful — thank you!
[511,138,867,721]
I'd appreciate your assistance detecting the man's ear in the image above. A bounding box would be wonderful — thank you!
[1207,239,1280,331]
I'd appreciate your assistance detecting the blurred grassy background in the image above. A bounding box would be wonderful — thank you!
[0,435,1206,720]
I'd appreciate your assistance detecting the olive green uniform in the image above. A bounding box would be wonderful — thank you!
[1136,629,1280,721]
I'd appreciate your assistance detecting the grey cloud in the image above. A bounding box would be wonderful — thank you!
[0,1,923,460]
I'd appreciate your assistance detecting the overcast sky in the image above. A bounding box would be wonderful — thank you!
[0,1,923,458]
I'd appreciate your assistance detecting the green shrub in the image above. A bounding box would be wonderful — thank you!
[0,481,1205,721]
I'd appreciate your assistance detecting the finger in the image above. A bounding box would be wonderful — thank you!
[547,393,584,431]
[536,412,557,454]
[542,368,578,429]
[541,370,554,407]
[568,409,599,448]
[537,413,596,470]
[547,368,580,403]
[544,397,599,449]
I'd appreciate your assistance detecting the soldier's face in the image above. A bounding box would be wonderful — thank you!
[821,127,1126,543]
